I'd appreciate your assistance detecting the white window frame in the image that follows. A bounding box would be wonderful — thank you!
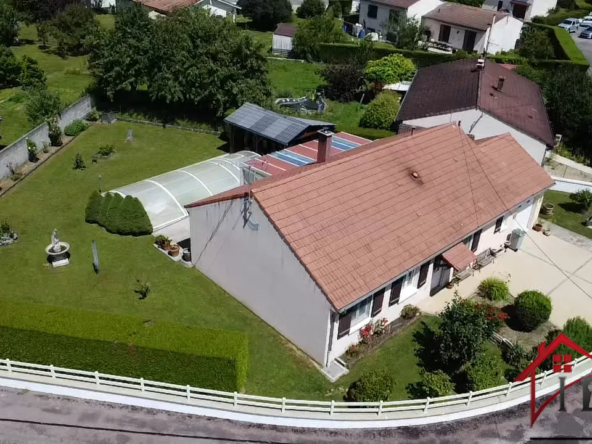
[400,268,419,300]
[349,297,373,333]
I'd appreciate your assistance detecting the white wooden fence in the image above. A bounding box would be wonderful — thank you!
[0,355,589,419]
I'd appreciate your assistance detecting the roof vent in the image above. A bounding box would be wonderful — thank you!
[496,76,506,92]
[476,59,485,70]
[411,171,420,180]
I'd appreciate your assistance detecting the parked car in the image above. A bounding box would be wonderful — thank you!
[581,16,592,28]
[580,26,592,39]
[558,18,581,33]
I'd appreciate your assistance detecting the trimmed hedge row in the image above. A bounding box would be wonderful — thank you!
[532,8,589,26]
[0,299,249,391]
[528,23,589,66]
[86,191,153,236]
[336,125,395,140]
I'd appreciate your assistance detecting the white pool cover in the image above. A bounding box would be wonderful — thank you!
[112,151,259,231]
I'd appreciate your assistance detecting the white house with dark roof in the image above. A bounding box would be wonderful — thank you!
[272,23,297,55]
[481,0,557,21]
[421,3,523,54]
[184,125,553,370]
[133,0,240,20]
[359,0,443,34]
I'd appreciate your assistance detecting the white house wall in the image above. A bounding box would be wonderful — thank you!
[359,1,399,33]
[486,16,522,54]
[328,193,541,362]
[272,35,293,54]
[406,0,443,20]
[402,109,548,165]
[200,0,236,19]
[422,18,487,52]
[529,0,557,20]
[188,199,332,365]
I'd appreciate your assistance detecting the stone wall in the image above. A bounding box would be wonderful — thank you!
[0,96,92,180]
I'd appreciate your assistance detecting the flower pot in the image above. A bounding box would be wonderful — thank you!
[168,246,180,257]
[541,203,554,216]
[533,223,543,232]
[446,282,454,289]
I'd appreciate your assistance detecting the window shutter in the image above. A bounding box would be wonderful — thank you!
[389,277,403,306]
[372,288,385,317]
[337,312,352,339]
[494,217,503,233]
[471,229,482,252]
[418,262,430,288]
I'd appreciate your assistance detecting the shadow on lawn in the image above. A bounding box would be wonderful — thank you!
[559,201,586,215]
[412,321,443,373]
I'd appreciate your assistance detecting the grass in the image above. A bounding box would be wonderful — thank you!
[542,190,592,240]
[245,30,273,55]
[268,59,324,96]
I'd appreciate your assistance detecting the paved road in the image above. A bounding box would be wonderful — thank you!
[570,29,592,70]
[3,384,592,443]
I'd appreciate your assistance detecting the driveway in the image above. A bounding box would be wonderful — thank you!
[418,228,592,329]
[571,30,592,72]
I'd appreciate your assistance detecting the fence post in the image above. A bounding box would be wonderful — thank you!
[506,382,513,396]
[140,378,144,393]
[233,392,238,407]
[378,400,383,416]
[424,397,430,413]
[50,365,55,379]
[330,400,335,416]
[467,391,473,406]
[186,385,190,401]
[6,359,11,373]
[281,397,286,413]
[95,371,100,386]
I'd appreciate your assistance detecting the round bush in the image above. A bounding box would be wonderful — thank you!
[64,119,88,137]
[85,191,103,224]
[401,304,420,320]
[478,278,510,302]
[345,370,394,402]
[359,93,400,130]
[364,54,416,85]
[466,352,506,391]
[515,290,552,331]
[417,369,453,397]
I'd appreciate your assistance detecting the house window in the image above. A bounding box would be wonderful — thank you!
[389,277,403,306]
[418,261,430,288]
[372,288,385,317]
[463,235,472,247]
[439,24,451,43]
[367,4,378,19]
[471,229,482,252]
[494,216,504,233]
[497,0,503,10]
[350,297,372,327]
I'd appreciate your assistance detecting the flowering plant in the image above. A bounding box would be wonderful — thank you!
[360,323,373,343]
[373,318,389,336]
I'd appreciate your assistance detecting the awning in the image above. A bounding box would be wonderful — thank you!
[442,243,477,271]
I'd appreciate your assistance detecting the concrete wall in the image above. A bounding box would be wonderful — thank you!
[551,177,592,194]
[0,96,92,180]
[188,198,333,365]
[487,15,522,55]
[272,35,293,54]
[329,195,539,361]
[422,18,487,52]
[402,109,548,165]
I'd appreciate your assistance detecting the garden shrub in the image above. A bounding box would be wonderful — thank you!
[86,109,101,122]
[415,369,453,397]
[73,153,86,170]
[64,119,88,137]
[514,290,552,331]
[542,318,592,370]
[337,125,394,140]
[48,118,63,147]
[364,54,416,85]
[345,370,394,402]
[104,193,124,233]
[116,196,153,236]
[90,193,152,236]
[401,304,420,320]
[85,191,103,224]
[465,352,506,391]
[19,56,46,90]
[478,278,510,302]
[0,46,21,89]
[26,139,38,162]
[0,299,248,391]
[97,192,113,227]
[359,93,399,130]
[501,342,533,368]
[297,0,326,18]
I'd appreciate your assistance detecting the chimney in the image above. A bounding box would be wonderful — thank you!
[476,59,485,70]
[497,76,506,92]
[317,129,333,163]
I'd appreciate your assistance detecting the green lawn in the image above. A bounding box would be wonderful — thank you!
[542,190,592,240]
[244,30,272,55]
[0,128,433,400]
[268,59,324,97]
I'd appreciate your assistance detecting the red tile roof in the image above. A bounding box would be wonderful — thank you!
[442,243,476,271]
[274,23,297,37]
[396,59,555,147]
[188,125,553,310]
[423,3,507,31]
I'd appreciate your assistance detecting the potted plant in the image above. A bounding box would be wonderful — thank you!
[154,235,171,251]
[533,223,543,232]
[168,242,181,257]
[541,203,554,216]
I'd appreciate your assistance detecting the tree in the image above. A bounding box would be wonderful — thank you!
[25,88,62,125]
[237,0,292,31]
[384,16,428,51]
[297,0,326,18]
[364,54,415,85]
[0,46,21,89]
[465,352,506,391]
[359,92,400,130]
[37,21,50,48]
[50,4,99,56]
[147,9,271,116]
[293,11,347,61]
[9,0,79,24]
[320,62,364,102]
[543,67,592,161]
[519,26,554,60]
[411,369,454,398]
[19,55,46,90]
[437,298,498,371]
[89,3,154,98]
[0,2,18,47]
[570,189,592,211]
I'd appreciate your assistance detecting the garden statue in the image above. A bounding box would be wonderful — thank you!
[126,129,133,142]
[45,228,70,267]
[51,229,60,253]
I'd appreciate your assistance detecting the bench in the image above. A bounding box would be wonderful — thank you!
[474,249,495,271]
[454,267,473,282]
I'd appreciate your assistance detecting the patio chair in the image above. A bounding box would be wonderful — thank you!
[454,267,473,282]
[474,249,495,272]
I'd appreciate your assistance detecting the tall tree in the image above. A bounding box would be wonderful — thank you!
[384,16,428,50]
[19,55,46,90]
[0,46,21,89]
[89,3,154,97]
[50,4,99,56]
[237,0,292,31]
[0,2,18,46]
[518,26,554,60]
[297,0,326,19]
[9,0,79,24]
[293,10,347,61]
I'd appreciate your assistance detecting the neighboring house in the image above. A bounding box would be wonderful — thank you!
[185,124,553,367]
[224,103,335,154]
[272,23,297,55]
[482,0,556,21]
[359,0,443,34]
[396,59,555,165]
[133,0,240,20]
[422,3,523,54]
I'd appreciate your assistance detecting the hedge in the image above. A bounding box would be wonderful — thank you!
[336,125,395,140]
[532,9,589,26]
[528,23,589,66]
[359,93,400,130]
[87,192,153,236]
[0,299,249,391]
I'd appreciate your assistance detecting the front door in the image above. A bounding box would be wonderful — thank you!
[463,30,477,52]
[430,255,451,296]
